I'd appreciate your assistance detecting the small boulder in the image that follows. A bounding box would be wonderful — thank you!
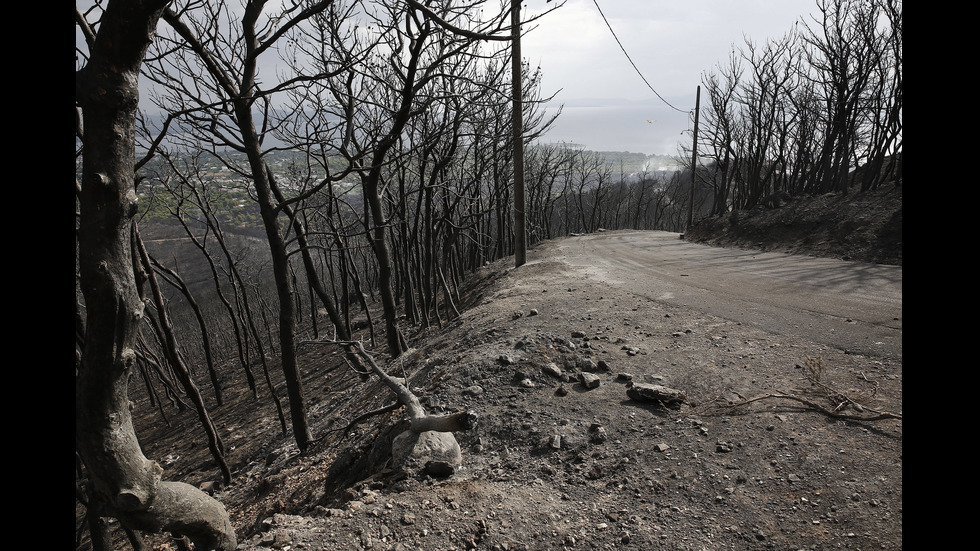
[579,372,601,389]
[626,383,686,407]
[391,430,462,476]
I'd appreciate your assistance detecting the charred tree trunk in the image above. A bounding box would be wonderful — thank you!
[146,253,224,407]
[75,2,236,548]
[136,232,232,485]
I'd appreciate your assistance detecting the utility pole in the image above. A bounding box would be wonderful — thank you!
[512,0,527,267]
[686,85,701,230]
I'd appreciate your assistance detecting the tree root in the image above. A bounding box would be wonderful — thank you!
[119,481,236,551]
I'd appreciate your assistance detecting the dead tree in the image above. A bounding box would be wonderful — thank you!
[135,231,232,485]
[340,341,476,476]
[75,1,236,548]
[145,250,224,406]
[151,0,349,451]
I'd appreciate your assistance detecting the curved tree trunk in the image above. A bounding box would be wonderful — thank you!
[75,1,236,549]
[136,233,231,485]
[146,252,224,407]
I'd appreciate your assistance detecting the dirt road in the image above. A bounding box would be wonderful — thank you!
[551,230,902,360]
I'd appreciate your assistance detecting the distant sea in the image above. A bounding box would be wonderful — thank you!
[538,98,693,158]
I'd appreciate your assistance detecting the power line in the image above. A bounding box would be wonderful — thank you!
[591,0,690,114]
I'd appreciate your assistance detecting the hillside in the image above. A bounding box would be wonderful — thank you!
[684,185,902,267]
[80,186,902,551]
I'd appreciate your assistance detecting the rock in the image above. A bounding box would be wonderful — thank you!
[578,358,599,372]
[391,430,462,475]
[513,366,535,380]
[579,372,601,389]
[259,532,292,549]
[463,385,484,396]
[589,424,608,444]
[542,363,563,378]
[626,383,686,407]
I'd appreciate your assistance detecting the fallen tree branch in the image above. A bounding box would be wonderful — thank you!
[720,393,902,422]
[795,357,897,418]
[340,402,403,435]
[331,340,477,433]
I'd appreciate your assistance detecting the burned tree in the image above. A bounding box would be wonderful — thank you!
[75,1,236,548]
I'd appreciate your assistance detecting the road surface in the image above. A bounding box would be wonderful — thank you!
[553,230,902,360]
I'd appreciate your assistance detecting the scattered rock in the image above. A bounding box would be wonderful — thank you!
[542,363,563,378]
[625,383,687,407]
[579,372,601,389]
[589,424,608,444]
[259,531,291,549]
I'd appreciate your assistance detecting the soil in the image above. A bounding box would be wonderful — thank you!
[91,186,902,551]
[683,186,902,267]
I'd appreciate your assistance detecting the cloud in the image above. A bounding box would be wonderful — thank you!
[522,0,815,153]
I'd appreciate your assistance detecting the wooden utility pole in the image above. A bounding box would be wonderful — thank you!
[512,0,527,267]
[687,85,701,230]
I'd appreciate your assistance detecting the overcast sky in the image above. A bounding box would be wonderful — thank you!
[521,0,818,156]
[81,0,819,158]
